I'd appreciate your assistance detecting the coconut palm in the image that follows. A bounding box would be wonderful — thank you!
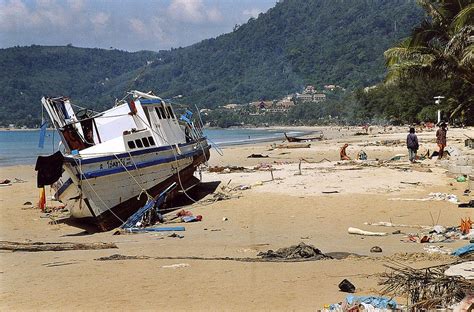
[384,0,473,86]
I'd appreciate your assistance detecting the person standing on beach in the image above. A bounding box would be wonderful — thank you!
[406,127,419,163]
[436,123,447,159]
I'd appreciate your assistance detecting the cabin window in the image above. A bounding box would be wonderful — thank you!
[148,136,156,146]
[144,107,152,124]
[142,137,150,147]
[167,106,175,118]
[135,139,143,148]
[155,107,162,119]
[159,106,167,119]
[128,141,136,149]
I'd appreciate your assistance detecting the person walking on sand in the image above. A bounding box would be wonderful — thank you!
[340,143,351,160]
[406,127,419,163]
[436,123,447,159]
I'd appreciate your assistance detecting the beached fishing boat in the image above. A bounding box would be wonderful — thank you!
[37,90,210,231]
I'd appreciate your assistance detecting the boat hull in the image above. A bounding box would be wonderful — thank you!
[58,139,210,231]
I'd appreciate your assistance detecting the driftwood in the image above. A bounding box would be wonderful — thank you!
[0,241,118,252]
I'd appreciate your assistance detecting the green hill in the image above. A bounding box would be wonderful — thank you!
[0,0,423,127]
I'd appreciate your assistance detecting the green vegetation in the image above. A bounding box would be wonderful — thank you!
[0,0,424,127]
[384,0,473,121]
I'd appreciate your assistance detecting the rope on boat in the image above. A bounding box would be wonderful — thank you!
[73,157,126,224]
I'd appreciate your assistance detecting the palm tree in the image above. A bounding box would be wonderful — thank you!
[384,0,473,87]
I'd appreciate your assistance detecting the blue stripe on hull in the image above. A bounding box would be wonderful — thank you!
[75,146,208,180]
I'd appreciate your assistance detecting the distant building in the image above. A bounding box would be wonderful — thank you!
[313,93,326,103]
[221,103,240,110]
[267,98,295,113]
[295,93,314,102]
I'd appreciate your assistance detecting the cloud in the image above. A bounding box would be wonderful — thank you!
[167,0,222,24]
[90,12,110,30]
[242,8,263,19]
[67,0,84,11]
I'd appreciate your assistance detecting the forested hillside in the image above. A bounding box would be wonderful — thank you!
[0,0,423,127]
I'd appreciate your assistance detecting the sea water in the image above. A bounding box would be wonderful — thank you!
[0,128,305,166]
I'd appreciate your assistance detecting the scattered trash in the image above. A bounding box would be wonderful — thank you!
[380,262,471,309]
[161,263,189,269]
[222,217,228,221]
[181,215,202,223]
[444,261,474,279]
[272,143,311,149]
[357,150,367,160]
[208,165,248,173]
[347,295,397,309]
[115,226,186,234]
[168,233,184,239]
[452,244,474,257]
[457,176,467,182]
[257,242,331,261]
[389,154,405,161]
[0,241,117,252]
[322,191,339,194]
[247,154,268,158]
[370,246,382,253]
[338,279,355,293]
[348,227,387,236]
[423,245,452,254]
[459,200,474,208]
[23,201,32,205]
[389,192,459,204]
[461,218,473,234]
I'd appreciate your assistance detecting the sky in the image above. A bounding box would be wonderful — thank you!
[0,0,277,51]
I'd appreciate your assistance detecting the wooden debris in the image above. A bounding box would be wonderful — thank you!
[0,241,118,252]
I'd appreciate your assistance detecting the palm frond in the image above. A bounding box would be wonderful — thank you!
[450,4,474,32]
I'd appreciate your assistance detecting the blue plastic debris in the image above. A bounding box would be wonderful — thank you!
[452,243,474,257]
[346,295,397,309]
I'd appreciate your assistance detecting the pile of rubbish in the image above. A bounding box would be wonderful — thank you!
[389,192,459,204]
[257,242,331,261]
[324,295,397,311]
[208,165,250,173]
[379,261,473,310]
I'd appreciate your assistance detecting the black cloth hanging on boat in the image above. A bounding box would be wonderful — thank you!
[35,151,64,188]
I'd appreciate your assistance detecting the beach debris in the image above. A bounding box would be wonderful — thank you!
[423,245,452,254]
[121,182,176,229]
[322,190,339,194]
[389,154,405,161]
[357,150,367,160]
[23,201,32,205]
[346,295,397,309]
[348,227,387,236]
[444,261,474,279]
[457,175,467,182]
[222,217,228,221]
[388,192,459,204]
[208,165,249,173]
[272,143,311,149]
[459,200,474,208]
[364,221,430,229]
[96,254,150,261]
[452,244,474,257]
[370,246,383,253]
[338,279,356,293]
[380,261,471,309]
[247,153,268,158]
[115,226,186,235]
[161,263,189,269]
[0,179,11,185]
[0,241,117,252]
[168,233,184,238]
[461,218,473,234]
[253,163,273,171]
[257,242,331,260]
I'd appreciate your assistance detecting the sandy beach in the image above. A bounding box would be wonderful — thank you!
[1,126,473,311]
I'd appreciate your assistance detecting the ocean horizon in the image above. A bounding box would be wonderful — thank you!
[0,128,306,166]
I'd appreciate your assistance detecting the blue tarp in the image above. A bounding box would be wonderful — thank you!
[346,295,397,309]
[452,243,474,257]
